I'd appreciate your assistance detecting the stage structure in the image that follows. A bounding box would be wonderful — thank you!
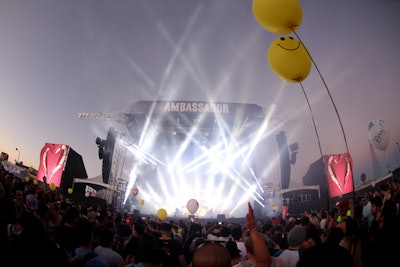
[80,101,271,218]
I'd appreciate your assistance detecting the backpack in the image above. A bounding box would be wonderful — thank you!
[69,252,97,267]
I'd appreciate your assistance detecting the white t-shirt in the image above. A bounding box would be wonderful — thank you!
[275,249,301,267]
[94,246,124,267]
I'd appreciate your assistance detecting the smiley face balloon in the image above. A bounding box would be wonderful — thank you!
[268,36,311,83]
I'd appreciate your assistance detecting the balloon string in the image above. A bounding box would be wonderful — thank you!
[299,81,323,158]
[292,29,350,154]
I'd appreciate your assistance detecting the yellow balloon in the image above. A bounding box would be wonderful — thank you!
[252,0,302,34]
[49,183,56,191]
[139,199,145,205]
[25,176,30,182]
[157,208,167,220]
[33,179,38,185]
[68,188,73,194]
[268,36,311,82]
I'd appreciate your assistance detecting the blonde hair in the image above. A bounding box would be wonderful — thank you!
[339,235,363,267]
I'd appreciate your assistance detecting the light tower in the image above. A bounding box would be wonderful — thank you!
[15,148,20,163]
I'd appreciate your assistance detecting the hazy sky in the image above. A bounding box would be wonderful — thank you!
[1,0,399,190]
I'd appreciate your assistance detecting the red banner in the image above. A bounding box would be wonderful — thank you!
[37,143,70,187]
[323,153,354,198]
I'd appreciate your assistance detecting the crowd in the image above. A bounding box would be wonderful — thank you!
[1,165,400,267]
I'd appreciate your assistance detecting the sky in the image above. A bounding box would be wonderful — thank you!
[1,0,399,192]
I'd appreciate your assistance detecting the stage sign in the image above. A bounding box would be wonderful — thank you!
[37,143,70,187]
[128,101,265,117]
[323,153,354,198]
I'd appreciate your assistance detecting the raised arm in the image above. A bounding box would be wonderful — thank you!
[246,202,271,267]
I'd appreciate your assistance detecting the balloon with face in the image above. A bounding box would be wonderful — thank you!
[268,36,311,82]
[368,119,389,151]
[252,0,303,34]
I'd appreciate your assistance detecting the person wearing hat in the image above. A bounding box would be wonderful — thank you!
[274,225,306,267]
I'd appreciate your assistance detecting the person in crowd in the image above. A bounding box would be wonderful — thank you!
[12,188,26,219]
[191,242,231,267]
[367,196,382,244]
[72,217,108,267]
[127,247,169,267]
[324,209,338,233]
[232,202,271,267]
[25,193,39,214]
[319,209,328,231]
[158,222,187,267]
[146,220,162,239]
[307,212,320,231]
[339,235,363,267]
[226,240,245,266]
[379,184,391,204]
[112,223,131,260]
[6,209,70,266]
[336,199,360,236]
[55,206,81,259]
[0,182,16,252]
[94,226,124,267]
[296,241,353,267]
[361,195,373,232]
[47,200,62,242]
[231,225,247,259]
[261,222,275,253]
[281,199,289,221]
[274,225,306,267]
[182,222,205,264]
[325,227,344,246]
[125,218,157,265]
[364,199,400,267]
[303,222,322,249]
[205,222,223,241]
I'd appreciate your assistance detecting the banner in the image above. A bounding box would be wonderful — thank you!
[2,160,28,179]
[323,153,354,198]
[37,143,70,187]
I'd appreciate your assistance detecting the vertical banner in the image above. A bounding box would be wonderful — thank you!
[37,143,70,187]
[323,153,354,198]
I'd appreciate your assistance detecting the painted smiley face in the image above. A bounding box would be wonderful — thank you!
[268,36,312,82]
[276,36,301,50]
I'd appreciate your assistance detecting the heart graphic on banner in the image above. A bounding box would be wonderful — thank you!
[327,154,351,193]
[37,143,69,186]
